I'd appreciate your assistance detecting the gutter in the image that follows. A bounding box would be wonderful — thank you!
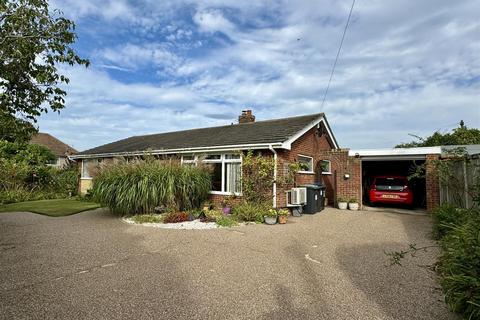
[70,142,285,160]
[269,145,278,208]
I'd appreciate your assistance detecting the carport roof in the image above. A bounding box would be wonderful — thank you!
[349,144,480,161]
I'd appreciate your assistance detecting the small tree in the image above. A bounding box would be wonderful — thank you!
[0,0,89,140]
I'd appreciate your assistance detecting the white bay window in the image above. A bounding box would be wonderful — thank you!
[181,153,242,195]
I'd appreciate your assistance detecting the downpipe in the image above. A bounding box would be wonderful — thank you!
[269,145,277,208]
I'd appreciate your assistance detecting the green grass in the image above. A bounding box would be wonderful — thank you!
[131,214,164,224]
[0,199,101,217]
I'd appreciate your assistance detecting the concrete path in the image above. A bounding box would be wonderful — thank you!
[0,208,456,319]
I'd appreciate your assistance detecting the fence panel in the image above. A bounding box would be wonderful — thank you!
[439,157,479,208]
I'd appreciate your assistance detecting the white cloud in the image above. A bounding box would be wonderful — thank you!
[40,0,480,151]
[193,9,235,34]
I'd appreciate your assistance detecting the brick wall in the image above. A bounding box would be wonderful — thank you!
[276,127,335,208]
[209,193,244,208]
[425,154,440,212]
[316,149,362,207]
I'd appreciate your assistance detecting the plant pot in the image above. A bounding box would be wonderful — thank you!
[348,203,359,211]
[338,202,348,210]
[264,216,277,225]
[222,206,232,215]
[278,215,288,224]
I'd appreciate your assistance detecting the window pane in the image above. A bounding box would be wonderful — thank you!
[225,163,241,193]
[225,154,240,159]
[321,160,331,173]
[205,154,221,160]
[207,163,222,191]
[298,156,313,172]
[182,155,194,161]
[82,160,91,178]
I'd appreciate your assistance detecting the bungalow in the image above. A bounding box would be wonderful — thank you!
[30,132,78,168]
[71,111,340,208]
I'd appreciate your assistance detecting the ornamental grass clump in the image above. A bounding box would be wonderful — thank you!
[92,160,211,215]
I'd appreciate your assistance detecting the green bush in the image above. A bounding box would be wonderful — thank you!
[232,201,269,222]
[434,204,480,319]
[432,204,469,239]
[132,214,164,224]
[0,140,78,204]
[216,215,238,227]
[92,160,211,215]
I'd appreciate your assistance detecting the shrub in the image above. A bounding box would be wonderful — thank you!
[439,212,480,319]
[188,208,203,219]
[216,215,238,227]
[433,204,480,319]
[0,141,78,204]
[92,160,211,215]
[132,214,164,224]
[432,204,470,239]
[242,150,275,204]
[163,212,189,223]
[205,209,222,221]
[232,201,269,222]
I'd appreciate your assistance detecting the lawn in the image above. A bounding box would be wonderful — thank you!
[0,199,101,217]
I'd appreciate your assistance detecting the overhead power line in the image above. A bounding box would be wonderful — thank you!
[320,0,356,110]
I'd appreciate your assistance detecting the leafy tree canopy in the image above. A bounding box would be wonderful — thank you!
[0,0,88,141]
[0,139,55,165]
[396,121,480,148]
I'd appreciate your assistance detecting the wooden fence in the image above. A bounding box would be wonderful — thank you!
[439,157,479,208]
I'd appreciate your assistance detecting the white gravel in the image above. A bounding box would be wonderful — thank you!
[123,218,220,229]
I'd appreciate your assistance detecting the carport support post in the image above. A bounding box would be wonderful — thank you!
[425,154,440,212]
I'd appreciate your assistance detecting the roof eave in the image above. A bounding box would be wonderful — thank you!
[281,114,339,150]
[70,142,285,159]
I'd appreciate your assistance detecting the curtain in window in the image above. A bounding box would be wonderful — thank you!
[225,163,241,193]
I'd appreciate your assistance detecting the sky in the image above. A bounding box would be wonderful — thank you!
[38,0,480,151]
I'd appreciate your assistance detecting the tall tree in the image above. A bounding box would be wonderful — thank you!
[396,121,480,148]
[0,0,89,141]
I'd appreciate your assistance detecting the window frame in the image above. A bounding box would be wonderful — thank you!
[297,154,314,174]
[321,160,332,175]
[181,153,242,195]
[81,159,101,179]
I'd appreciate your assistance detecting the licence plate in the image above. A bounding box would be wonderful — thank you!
[382,194,399,199]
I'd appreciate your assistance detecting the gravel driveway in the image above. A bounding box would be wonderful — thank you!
[0,208,456,320]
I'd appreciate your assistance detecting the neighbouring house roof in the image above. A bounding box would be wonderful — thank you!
[73,113,338,158]
[30,133,78,157]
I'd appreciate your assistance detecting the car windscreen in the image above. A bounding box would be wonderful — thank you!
[374,178,406,191]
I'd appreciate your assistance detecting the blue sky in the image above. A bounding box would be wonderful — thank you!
[40,0,480,151]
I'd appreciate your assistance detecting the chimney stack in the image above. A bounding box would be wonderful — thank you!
[238,110,255,124]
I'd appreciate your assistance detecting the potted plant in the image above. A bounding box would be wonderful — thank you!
[337,197,348,210]
[348,198,359,211]
[264,208,278,225]
[277,208,289,224]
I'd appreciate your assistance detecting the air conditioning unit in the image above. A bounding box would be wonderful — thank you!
[286,187,307,206]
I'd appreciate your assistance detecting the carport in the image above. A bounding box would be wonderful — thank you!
[348,147,442,211]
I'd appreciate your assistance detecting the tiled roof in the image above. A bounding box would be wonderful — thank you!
[78,113,327,156]
[30,133,78,156]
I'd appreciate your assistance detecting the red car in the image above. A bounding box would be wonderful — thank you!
[369,176,413,206]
